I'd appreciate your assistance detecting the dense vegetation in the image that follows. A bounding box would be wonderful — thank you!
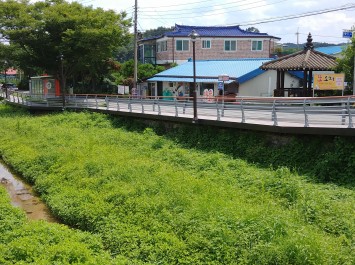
[0,187,115,264]
[0,104,354,264]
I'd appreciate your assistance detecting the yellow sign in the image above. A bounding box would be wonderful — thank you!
[313,73,345,90]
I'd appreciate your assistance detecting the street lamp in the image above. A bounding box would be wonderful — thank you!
[189,29,199,122]
[60,54,65,108]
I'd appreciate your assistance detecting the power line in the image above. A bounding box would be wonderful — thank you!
[235,3,355,26]
[138,0,241,10]
[141,0,283,14]
[139,0,289,18]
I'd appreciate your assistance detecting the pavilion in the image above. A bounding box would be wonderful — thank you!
[260,33,338,97]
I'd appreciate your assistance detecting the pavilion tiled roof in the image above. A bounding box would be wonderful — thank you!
[261,33,338,71]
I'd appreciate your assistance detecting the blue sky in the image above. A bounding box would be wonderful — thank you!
[51,0,355,44]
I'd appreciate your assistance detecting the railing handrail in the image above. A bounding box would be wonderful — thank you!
[2,91,354,130]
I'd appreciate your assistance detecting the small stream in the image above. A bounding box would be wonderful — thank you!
[0,161,57,222]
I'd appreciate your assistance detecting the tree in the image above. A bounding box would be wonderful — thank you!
[115,34,134,63]
[143,26,174,38]
[336,36,354,93]
[245,27,260,33]
[0,0,131,92]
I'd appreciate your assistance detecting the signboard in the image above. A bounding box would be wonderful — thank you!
[342,31,353,38]
[313,73,345,90]
[218,81,224,90]
[218,74,229,81]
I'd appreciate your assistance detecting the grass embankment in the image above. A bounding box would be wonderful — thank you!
[0,104,354,264]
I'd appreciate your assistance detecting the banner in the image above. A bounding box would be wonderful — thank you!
[313,73,345,90]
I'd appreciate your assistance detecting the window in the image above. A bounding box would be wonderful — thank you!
[252,40,263,51]
[202,40,211,49]
[157,41,167,52]
[176,40,189,51]
[224,40,236,51]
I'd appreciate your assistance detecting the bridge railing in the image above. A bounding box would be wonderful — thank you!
[3,92,354,129]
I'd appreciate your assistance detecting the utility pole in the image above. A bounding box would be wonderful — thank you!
[133,0,138,91]
[352,26,355,95]
[296,28,300,50]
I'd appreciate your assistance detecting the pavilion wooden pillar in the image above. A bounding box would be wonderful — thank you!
[276,70,280,90]
[281,70,285,90]
[303,70,308,96]
[308,70,313,96]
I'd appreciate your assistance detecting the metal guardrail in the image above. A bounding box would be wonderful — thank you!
[1,91,354,129]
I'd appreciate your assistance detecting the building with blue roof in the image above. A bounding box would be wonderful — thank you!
[315,45,347,58]
[146,59,302,98]
[139,24,281,65]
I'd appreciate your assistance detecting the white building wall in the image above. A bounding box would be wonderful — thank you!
[239,70,301,97]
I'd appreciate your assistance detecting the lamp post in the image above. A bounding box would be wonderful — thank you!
[4,60,8,99]
[60,54,65,109]
[189,29,199,122]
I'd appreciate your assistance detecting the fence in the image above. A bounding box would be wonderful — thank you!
[1,90,354,129]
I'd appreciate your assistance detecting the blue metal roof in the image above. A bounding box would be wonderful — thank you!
[169,24,278,38]
[238,68,265,83]
[142,24,280,41]
[148,58,273,84]
[288,71,304,80]
[315,45,346,55]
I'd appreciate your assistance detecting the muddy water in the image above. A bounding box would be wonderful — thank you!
[0,161,58,222]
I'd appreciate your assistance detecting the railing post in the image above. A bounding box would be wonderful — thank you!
[216,100,221,121]
[128,97,132,112]
[341,100,346,125]
[116,96,120,111]
[141,98,145,113]
[183,101,187,114]
[174,99,178,117]
[95,95,98,109]
[152,99,156,112]
[158,100,161,115]
[105,96,109,110]
[347,97,353,128]
[303,99,309,127]
[85,95,89,108]
[272,99,278,126]
[241,99,245,123]
[221,100,225,117]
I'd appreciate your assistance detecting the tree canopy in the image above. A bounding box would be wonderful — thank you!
[0,0,131,90]
[143,26,174,38]
[245,27,260,33]
[336,35,354,93]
